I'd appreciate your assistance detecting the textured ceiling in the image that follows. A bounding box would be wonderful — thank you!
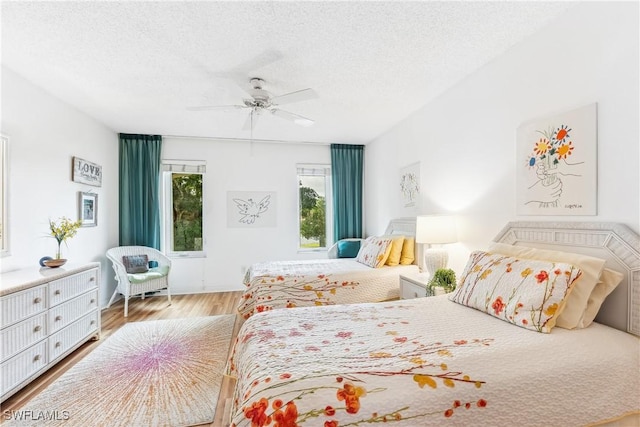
[1,1,573,145]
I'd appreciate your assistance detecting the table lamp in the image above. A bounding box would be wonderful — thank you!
[415,215,457,275]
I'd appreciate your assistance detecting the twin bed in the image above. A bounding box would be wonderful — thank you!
[237,218,419,319]
[227,221,640,426]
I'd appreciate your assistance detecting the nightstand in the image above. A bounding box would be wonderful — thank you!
[399,273,431,299]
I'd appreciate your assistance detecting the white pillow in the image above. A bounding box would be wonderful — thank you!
[355,236,393,268]
[578,268,624,328]
[487,242,606,329]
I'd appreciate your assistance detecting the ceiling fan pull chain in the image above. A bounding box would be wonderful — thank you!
[250,109,254,156]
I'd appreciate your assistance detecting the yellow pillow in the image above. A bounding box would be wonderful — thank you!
[487,242,606,329]
[399,237,415,265]
[384,235,405,266]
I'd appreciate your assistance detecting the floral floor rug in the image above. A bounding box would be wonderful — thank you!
[6,315,236,426]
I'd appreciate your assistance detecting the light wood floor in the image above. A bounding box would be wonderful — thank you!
[0,291,244,427]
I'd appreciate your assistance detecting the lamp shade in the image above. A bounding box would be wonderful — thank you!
[415,215,457,244]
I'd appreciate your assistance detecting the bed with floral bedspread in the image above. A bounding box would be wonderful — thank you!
[237,258,418,319]
[227,295,639,426]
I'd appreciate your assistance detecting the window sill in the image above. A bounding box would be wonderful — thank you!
[297,248,327,254]
[167,251,206,259]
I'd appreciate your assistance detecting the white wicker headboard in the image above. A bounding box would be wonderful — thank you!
[493,222,640,336]
[384,217,416,236]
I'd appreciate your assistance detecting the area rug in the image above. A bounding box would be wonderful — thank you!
[6,315,236,426]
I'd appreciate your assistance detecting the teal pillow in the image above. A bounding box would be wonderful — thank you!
[337,240,361,258]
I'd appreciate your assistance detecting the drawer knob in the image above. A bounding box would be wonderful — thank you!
[33,325,42,332]
[33,355,41,362]
[33,297,42,304]
[55,341,61,348]
[89,277,95,282]
[90,320,96,325]
[90,299,96,304]
[55,315,62,321]
[54,290,61,295]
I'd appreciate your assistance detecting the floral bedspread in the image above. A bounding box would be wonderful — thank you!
[237,259,418,319]
[227,296,640,426]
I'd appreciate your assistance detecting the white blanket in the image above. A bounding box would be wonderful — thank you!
[228,295,640,426]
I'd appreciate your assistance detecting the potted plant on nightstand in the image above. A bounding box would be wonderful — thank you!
[428,268,457,295]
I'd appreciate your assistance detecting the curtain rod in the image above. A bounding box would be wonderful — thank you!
[160,134,333,146]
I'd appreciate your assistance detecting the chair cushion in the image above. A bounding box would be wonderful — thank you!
[122,255,149,274]
[127,265,170,284]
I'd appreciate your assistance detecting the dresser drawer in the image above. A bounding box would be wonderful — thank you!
[49,290,98,333]
[1,313,47,361]
[0,263,101,403]
[49,311,99,363]
[1,285,47,329]
[49,268,98,307]
[1,340,47,399]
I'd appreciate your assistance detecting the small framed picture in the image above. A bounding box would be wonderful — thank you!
[79,192,98,227]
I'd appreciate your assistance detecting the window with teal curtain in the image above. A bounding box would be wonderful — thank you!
[119,133,162,249]
[331,144,364,241]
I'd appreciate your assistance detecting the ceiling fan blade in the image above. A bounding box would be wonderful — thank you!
[271,108,315,127]
[213,50,284,81]
[271,88,318,106]
[212,50,285,96]
[187,104,246,112]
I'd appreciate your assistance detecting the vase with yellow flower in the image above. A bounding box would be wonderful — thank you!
[44,217,82,268]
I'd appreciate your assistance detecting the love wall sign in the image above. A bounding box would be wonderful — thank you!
[72,157,102,187]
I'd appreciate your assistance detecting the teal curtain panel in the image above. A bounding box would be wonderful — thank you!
[118,133,162,249]
[331,144,364,241]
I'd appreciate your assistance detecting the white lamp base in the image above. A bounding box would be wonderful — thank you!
[424,247,448,276]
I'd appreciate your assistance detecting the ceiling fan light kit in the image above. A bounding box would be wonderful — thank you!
[188,77,318,133]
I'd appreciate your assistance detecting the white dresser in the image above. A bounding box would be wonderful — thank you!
[0,262,101,402]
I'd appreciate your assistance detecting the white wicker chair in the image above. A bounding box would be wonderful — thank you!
[106,246,172,317]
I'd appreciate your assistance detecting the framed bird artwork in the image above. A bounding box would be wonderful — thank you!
[227,191,277,227]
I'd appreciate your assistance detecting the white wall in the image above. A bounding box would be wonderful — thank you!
[162,137,330,293]
[365,2,639,276]
[1,66,119,307]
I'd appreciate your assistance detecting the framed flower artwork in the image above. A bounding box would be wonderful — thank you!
[516,103,597,215]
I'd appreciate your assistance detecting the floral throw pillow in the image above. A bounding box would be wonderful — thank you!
[355,236,393,268]
[448,251,582,333]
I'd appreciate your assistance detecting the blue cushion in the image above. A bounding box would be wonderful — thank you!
[337,240,361,258]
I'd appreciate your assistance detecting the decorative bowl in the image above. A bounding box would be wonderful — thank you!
[43,258,67,268]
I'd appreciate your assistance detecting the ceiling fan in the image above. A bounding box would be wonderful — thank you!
[188,78,318,132]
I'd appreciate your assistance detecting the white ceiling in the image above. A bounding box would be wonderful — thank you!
[1,1,574,145]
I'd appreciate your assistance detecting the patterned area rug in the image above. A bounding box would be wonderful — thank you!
[6,315,236,426]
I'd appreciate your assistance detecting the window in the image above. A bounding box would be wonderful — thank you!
[297,164,332,251]
[162,161,205,256]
